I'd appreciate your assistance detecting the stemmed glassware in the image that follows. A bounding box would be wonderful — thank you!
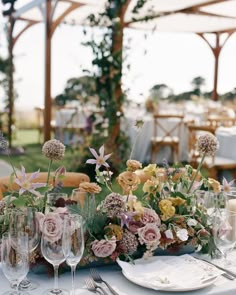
[47,193,68,213]
[41,215,68,295]
[62,214,84,295]
[1,231,29,295]
[9,207,40,291]
[213,209,236,265]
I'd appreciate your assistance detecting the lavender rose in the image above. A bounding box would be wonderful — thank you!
[140,208,161,225]
[138,223,161,246]
[42,213,63,242]
[91,236,116,258]
[127,220,144,234]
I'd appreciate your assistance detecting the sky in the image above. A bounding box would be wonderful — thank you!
[1,19,236,111]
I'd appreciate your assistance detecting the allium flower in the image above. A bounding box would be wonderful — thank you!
[119,229,138,255]
[15,166,46,197]
[103,193,125,217]
[79,182,101,194]
[0,133,8,150]
[197,133,219,156]
[86,145,112,170]
[140,208,161,225]
[42,139,65,161]
[91,236,116,258]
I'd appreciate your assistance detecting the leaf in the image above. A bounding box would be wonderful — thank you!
[9,172,15,189]
[12,196,28,207]
[37,186,52,194]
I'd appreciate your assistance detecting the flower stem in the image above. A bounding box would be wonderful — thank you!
[187,153,206,194]
[7,152,17,178]
[43,159,53,213]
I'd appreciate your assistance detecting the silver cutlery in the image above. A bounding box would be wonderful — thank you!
[194,257,236,279]
[85,277,109,295]
[90,268,120,295]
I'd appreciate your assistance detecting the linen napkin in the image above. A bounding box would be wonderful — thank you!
[117,254,223,291]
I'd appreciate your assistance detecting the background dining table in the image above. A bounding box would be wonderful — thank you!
[1,260,236,295]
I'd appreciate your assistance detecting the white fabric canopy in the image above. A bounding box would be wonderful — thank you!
[8,0,236,33]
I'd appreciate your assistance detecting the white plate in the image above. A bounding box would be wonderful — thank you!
[122,270,218,292]
[118,256,220,292]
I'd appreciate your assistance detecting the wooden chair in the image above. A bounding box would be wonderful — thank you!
[206,116,236,128]
[187,123,236,180]
[151,113,184,163]
[0,172,90,199]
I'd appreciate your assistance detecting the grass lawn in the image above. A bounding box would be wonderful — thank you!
[0,129,79,173]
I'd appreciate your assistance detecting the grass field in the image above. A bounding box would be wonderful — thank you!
[0,129,78,173]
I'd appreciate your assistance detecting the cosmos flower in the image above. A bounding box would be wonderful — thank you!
[86,145,112,170]
[15,166,46,197]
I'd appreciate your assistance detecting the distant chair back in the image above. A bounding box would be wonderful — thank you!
[151,113,184,163]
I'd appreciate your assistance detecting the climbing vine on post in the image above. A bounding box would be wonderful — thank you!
[83,0,149,169]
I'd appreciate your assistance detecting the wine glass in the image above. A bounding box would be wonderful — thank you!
[213,209,236,265]
[62,214,84,295]
[1,231,29,295]
[9,207,40,291]
[47,193,68,212]
[41,215,68,295]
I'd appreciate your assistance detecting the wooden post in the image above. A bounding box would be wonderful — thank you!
[8,16,15,149]
[44,0,52,142]
[212,34,220,101]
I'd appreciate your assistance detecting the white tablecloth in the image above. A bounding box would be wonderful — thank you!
[122,115,188,164]
[216,127,236,161]
[1,261,236,295]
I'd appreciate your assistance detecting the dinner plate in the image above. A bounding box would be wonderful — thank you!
[122,270,218,292]
[118,256,219,292]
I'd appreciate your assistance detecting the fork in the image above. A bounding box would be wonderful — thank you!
[90,268,120,295]
[85,277,109,295]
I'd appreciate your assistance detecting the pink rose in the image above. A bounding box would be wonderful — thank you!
[138,223,161,246]
[140,208,161,225]
[127,220,144,234]
[91,236,116,258]
[42,213,63,242]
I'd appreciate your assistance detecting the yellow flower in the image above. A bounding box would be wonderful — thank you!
[79,182,102,194]
[208,178,221,193]
[143,177,161,194]
[159,199,175,221]
[117,171,140,194]
[128,199,144,216]
[168,197,186,207]
[105,224,123,241]
[126,160,142,172]
[143,164,158,177]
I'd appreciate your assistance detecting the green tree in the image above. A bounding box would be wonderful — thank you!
[191,76,205,96]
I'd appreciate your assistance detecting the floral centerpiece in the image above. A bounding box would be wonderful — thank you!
[0,129,232,269]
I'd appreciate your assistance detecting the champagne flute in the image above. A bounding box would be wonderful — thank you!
[41,213,68,295]
[62,214,84,295]
[47,193,68,212]
[213,209,236,265]
[9,207,40,291]
[1,231,29,295]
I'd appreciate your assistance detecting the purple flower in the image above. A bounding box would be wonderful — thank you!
[91,236,116,258]
[222,177,234,193]
[86,145,112,170]
[15,166,46,197]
